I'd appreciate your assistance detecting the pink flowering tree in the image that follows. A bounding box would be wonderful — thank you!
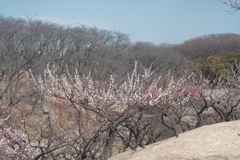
[219,0,240,12]
[0,103,75,160]
[0,114,41,160]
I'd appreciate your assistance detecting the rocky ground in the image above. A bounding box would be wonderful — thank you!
[108,120,240,160]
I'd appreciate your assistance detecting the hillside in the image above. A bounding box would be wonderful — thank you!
[108,120,240,160]
[1,16,240,160]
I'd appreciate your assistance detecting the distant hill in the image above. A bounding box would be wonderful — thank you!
[108,120,240,160]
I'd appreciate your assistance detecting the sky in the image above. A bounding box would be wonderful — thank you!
[0,0,239,45]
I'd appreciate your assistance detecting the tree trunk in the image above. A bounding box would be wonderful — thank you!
[100,129,115,160]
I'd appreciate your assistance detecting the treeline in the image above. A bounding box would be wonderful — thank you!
[1,16,240,80]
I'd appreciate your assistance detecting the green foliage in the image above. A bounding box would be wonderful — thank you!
[187,52,240,79]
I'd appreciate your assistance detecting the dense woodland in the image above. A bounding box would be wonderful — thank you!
[0,16,240,160]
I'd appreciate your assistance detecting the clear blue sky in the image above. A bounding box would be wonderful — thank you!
[0,0,239,45]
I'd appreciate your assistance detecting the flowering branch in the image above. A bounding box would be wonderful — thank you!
[219,0,240,12]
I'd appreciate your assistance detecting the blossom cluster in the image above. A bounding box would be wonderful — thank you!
[0,115,40,160]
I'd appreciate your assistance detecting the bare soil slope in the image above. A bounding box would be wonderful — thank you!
[108,120,240,160]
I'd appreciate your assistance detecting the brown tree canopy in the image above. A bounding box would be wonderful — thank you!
[174,33,240,60]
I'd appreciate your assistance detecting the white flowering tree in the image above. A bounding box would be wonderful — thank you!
[27,62,193,160]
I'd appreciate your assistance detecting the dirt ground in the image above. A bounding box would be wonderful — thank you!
[108,120,240,160]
